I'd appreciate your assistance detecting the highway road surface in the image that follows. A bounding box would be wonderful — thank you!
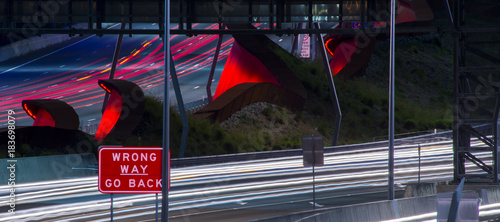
[2,137,495,221]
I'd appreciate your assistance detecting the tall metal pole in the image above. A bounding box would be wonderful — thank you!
[315,23,342,146]
[102,23,126,114]
[388,0,396,201]
[161,0,170,220]
[207,27,224,102]
[312,135,316,210]
[170,54,188,158]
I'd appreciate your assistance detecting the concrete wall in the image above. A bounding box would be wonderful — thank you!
[404,182,437,197]
[0,153,97,183]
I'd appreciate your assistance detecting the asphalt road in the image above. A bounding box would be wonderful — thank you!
[2,138,487,221]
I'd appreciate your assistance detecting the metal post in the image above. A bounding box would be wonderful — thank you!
[452,0,460,184]
[170,54,188,158]
[388,0,396,201]
[156,193,159,222]
[110,193,114,221]
[269,0,273,30]
[161,0,170,221]
[312,135,316,210]
[339,0,343,28]
[102,23,126,113]
[308,0,312,29]
[360,0,365,30]
[315,23,341,146]
[444,0,454,25]
[88,0,93,30]
[207,26,224,102]
[418,144,421,183]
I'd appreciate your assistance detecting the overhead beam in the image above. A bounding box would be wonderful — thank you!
[2,26,500,36]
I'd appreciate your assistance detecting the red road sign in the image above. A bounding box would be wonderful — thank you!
[98,147,169,194]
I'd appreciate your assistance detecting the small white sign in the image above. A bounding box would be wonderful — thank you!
[300,34,311,58]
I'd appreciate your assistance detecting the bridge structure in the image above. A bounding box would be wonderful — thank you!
[1,0,500,185]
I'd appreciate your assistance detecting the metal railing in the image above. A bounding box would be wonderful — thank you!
[171,129,454,167]
[173,98,209,114]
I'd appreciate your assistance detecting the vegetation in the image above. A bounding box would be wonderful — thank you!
[335,34,454,143]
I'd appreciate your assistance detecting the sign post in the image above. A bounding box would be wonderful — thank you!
[303,135,324,209]
[388,0,396,201]
[110,193,114,221]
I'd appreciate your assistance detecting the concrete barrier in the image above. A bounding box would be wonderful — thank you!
[251,184,500,222]
[437,184,500,205]
[250,196,437,222]
[0,153,97,183]
[404,183,437,197]
[0,34,76,63]
[482,186,500,204]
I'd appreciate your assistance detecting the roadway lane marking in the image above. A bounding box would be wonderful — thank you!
[172,176,196,180]
[236,200,248,205]
[76,76,91,81]
[0,35,96,75]
[23,78,30,81]
[60,65,66,68]
[2,85,9,88]
[416,146,446,150]
[193,86,200,89]
[42,71,49,75]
